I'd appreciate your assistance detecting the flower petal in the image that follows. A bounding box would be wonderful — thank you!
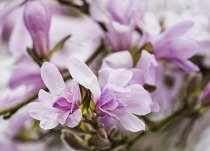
[119,111,145,132]
[108,69,132,87]
[163,21,194,40]
[27,102,50,120]
[173,58,199,72]
[102,51,133,69]
[98,67,114,89]
[117,84,152,115]
[41,62,65,95]
[40,118,59,130]
[68,58,101,102]
[38,89,53,108]
[65,109,82,128]
[149,102,160,112]
[57,111,71,125]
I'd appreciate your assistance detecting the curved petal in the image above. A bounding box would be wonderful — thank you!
[129,69,144,85]
[119,112,145,132]
[68,58,101,102]
[98,67,114,89]
[136,50,157,70]
[27,102,50,120]
[163,21,194,40]
[38,89,54,108]
[41,62,65,95]
[98,108,120,120]
[117,84,153,115]
[65,109,82,128]
[149,102,160,112]
[40,118,59,130]
[70,80,81,104]
[173,58,199,72]
[108,69,132,87]
[102,51,133,69]
[57,111,71,125]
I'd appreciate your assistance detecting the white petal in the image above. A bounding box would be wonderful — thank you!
[41,62,65,95]
[68,58,101,102]
[119,112,145,132]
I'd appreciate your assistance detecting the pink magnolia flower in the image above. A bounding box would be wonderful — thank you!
[68,58,159,132]
[28,62,82,130]
[23,1,51,57]
[153,21,199,72]
[98,50,158,89]
[89,0,145,51]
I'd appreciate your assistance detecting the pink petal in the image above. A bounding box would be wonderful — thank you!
[38,89,54,108]
[57,111,71,125]
[108,69,132,87]
[40,118,59,130]
[163,21,194,40]
[117,84,152,115]
[27,102,50,120]
[102,50,133,69]
[70,80,81,104]
[65,109,82,128]
[149,102,160,112]
[41,62,65,95]
[68,58,101,102]
[119,112,145,132]
[98,67,114,89]
[136,50,157,70]
[129,69,144,85]
[173,59,199,72]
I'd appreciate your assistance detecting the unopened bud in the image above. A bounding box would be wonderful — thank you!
[97,128,107,139]
[108,126,118,137]
[61,129,86,150]
[23,1,51,57]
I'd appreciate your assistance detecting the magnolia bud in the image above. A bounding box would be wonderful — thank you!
[201,83,210,106]
[61,129,86,150]
[23,1,51,57]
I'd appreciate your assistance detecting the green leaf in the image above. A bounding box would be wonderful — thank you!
[47,34,71,59]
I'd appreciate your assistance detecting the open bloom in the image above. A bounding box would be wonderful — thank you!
[153,21,199,72]
[23,1,51,57]
[98,50,158,88]
[89,0,145,51]
[68,58,159,132]
[28,62,82,130]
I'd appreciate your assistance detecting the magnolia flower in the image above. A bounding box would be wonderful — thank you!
[89,0,144,51]
[23,1,51,57]
[98,50,158,88]
[68,58,159,132]
[28,62,82,130]
[153,21,199,72]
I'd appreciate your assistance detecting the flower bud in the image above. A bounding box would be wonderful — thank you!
[97,128,108,139]
[23,1,51,57]
[61,129,86,150]
[201,83,210,106]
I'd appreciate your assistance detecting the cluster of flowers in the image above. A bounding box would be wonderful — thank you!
[1,0,210,150]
